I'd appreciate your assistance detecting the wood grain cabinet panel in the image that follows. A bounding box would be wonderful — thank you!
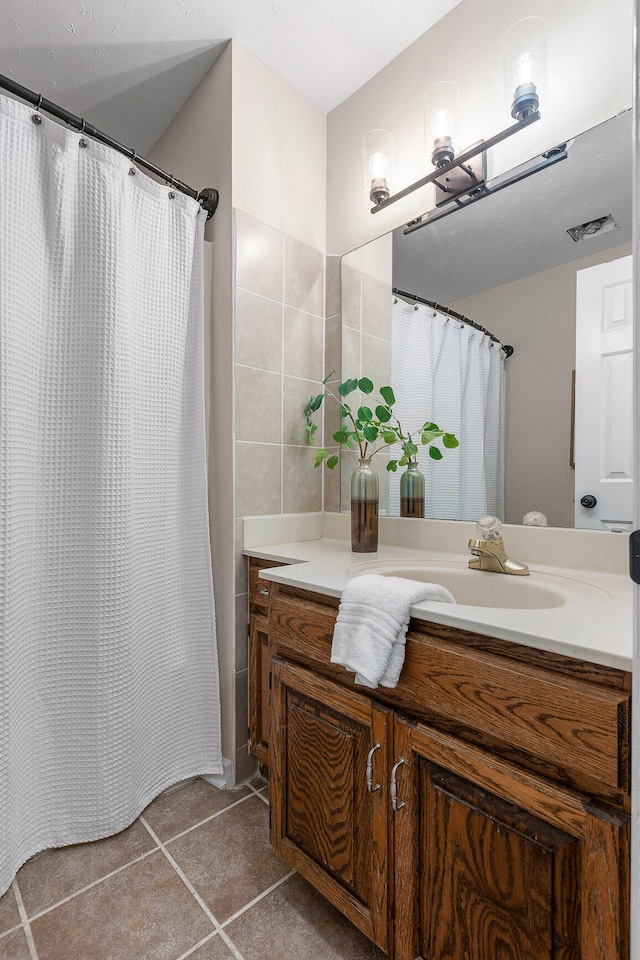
[270,658,391,953]
[249,615,270,764]
[260,582,631,960]
[392,717,629,960]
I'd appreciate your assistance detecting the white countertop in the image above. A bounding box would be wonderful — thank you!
[244,515,633,672]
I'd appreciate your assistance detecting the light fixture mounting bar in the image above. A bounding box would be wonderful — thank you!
[402,144,567,235]
[370,110,540,214]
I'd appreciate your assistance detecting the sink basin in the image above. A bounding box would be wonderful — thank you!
[346,559,566,610]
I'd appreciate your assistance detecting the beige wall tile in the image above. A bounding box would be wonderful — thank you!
[235,443,282,517]
[341,263,361,330]
[236,289,282,372]
[323,452,341,513]
[284,236,324,315]
[361,334,391,388]
[283,307,324,382]
[325,314,342,384]
[283,446,322,513]
[325,255,342,318]
[235,210,283,301]
[235,366,282,443]
[362,275,392,340]
[283,376,322,445]
[323,388,343,448]
[342,326,361,381]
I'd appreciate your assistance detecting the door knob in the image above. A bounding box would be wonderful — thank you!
[580,494,597,509]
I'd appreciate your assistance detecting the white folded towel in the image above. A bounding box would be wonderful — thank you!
[330,574,455,689]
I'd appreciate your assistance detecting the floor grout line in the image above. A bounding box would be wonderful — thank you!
[140,816,246,960]
[174,929,221,960]
[220,869,296,929]
[11,881,39,960]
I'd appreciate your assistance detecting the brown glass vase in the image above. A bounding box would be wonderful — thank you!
[350,457,379,553]
[400,459,425,518]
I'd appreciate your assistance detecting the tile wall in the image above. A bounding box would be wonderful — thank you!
[231,211,339,780]
[339,261,392,514]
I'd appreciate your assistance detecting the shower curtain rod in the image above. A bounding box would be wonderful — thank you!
[0,73,219,220]
[392,287,514,358]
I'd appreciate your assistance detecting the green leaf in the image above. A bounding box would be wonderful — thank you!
[403,441,418,458]
[363,425,378,442]
[326,454,340,469]
[357,405,373,422]
[382,430,397,444]
[422,421,439,432]
[338,378,358,396]
[314,449,329,468]
[379,385,396,406]
[322,370,335,385]
[376,405,392,423]
[358,377,374,394]
[340,403,351,418]
[398,455,409,466]
[305,394,324,414]
[421,429,443,445]
[443,433,459,448]
[429,446,443,461]
[333,429,350,445]
[386,460,398,472]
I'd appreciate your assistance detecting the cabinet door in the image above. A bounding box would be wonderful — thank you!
[249,614,270,765]
[270,657,391,952]
[393,717,629,960]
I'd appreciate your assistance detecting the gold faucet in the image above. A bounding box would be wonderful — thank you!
[468,516,529,576]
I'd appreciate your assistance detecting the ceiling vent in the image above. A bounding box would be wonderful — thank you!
[567,214,618,242]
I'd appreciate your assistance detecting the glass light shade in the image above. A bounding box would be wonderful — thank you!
[362,129,393,205]
[502,17,547,120]
[423,82,460,168]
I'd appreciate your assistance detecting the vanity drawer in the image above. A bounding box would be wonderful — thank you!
[269,584,630,795]
[397,632,630,794]
[248,558,287,614]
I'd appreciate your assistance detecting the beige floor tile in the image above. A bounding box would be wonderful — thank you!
[0,886,20,934]
[142,779,250,842]
[0,927,33,959]
[16,819,157,918]
[225,873,388,960]
[167,795,289,923]
[30,850,213,960]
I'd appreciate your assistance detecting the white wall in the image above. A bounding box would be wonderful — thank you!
[327,0,633,255]
[231,42,327,250]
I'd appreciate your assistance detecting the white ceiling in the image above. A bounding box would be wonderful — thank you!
[0,0,462,153]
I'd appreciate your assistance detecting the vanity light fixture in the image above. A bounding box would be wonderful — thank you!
[362,129,393,205]
[367,17,547,217]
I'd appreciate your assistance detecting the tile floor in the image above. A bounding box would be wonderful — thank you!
[0,777,388,960]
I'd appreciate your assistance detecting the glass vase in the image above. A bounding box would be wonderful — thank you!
[400,460,425,519]
[350,457,379,553]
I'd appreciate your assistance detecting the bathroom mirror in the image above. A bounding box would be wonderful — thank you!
[340,109,632,528]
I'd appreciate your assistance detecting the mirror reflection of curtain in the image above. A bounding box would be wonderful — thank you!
[389,298,505,520]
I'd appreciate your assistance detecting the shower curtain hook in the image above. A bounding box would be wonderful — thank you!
[32,94,43,124]
[78,117,88,148]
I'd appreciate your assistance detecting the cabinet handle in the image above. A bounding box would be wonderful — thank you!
[259,587,269,596]
[390,759,406,811]
[366,743,381,793]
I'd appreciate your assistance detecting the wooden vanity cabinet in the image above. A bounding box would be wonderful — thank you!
[247,558,286,765]
[265,582,631,960]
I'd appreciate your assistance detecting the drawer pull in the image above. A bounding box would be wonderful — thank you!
[391,759,406,811]
[259,587,269,596]
[366,743,381,793]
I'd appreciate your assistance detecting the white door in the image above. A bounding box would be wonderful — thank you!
[574,255,633,530]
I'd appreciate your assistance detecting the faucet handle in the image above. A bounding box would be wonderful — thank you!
[476,515,503,542]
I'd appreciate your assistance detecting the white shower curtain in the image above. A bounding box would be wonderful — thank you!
[390,297,505,520]
[0,95,222,896]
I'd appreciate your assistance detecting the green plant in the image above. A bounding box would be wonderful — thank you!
[304,374,459,471]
